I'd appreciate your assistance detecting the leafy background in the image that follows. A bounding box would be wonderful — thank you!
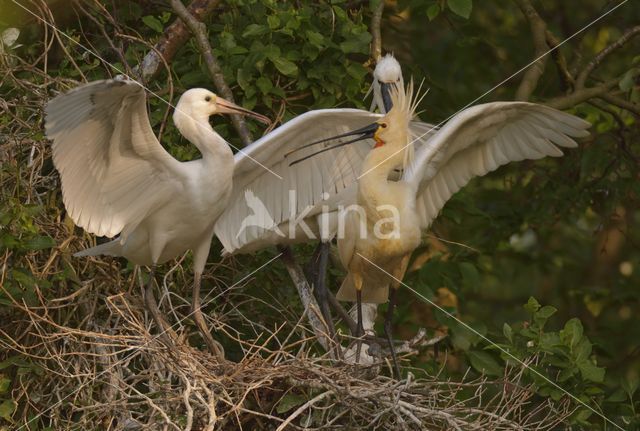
[0,0,639,429]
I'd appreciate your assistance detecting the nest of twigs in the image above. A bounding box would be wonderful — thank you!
[2,286,574,430]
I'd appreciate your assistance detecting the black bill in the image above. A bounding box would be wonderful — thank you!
[288,122,379,166]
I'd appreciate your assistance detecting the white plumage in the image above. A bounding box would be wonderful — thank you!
[45,77,270,357]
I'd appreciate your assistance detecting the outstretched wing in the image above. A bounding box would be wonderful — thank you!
[215,108,437,253]
[45,79,183,238]
[403,102,590,229]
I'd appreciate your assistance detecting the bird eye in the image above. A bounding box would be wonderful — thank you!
[205,96,211,102]
[380,123,388,129]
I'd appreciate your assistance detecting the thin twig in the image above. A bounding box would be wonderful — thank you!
[170,0,254,146]
[370,0,385,62]
[576,25,640,89]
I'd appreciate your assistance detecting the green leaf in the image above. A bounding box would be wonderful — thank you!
[256,76,273,95]
[267,15,280,30]
[306,30,325,49]
[459,262,479,289]
[502,323,513,343]
[560,318,583,348]
[524,297,541,315]
[242,24,269,38]
[276,393,305,414]
[447,0,472,18]
[427,4,441,21]
[621,375,639,398]
[22,235,56,250]
[577,359,605,383]
[619,69,637,91]
[271,57,298,77]
[467,350,502,376]
[534,305,557,327]
[0,375,9,393]
[0,399,15,422]
[142,15,164,33]
[236,68,253,92]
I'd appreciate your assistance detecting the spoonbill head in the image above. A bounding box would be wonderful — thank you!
[174,88,271,124]
[371,54,404,114]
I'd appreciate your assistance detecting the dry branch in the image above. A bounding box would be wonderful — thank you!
[513,0,549,101]
[136,0,222,82]
[576,25,640,89]
[170,0,254,146]
[370,0,385,62]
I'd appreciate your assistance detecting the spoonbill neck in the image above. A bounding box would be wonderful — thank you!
[358,138,410,209]
[175,112,232,161]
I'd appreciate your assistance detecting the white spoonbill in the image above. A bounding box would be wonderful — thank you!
[293,81,590,377]
[213,55,436,349]
[45,78,270,358]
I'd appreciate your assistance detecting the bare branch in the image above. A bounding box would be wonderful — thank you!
[546,78,619,110]
[170,0,254,146]
[576,25,640,89]
[599,93,640,117]
[370,0,385,62]
[545,30,575,91]
[137,0,221,82]
[279,246,333,353]
[513,0,549,101]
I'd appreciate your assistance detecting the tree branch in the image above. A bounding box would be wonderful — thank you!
[576,25,640,89]
[599,93,640,117]
[370,0,385,62]
[136,0,221,83]
[279,247,332,352]
[513,0,549,101]
[546,78,619,110]
[545,30,575,91]
[170,0,254,146]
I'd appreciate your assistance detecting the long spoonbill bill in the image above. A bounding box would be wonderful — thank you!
[289,81,590,377]
[45,78,270,358]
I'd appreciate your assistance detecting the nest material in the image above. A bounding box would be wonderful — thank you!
[2,287,573,430]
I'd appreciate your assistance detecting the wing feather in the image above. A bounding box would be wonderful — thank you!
[404,102,590,229]
[215,108,438,253]
[45,79,182,238]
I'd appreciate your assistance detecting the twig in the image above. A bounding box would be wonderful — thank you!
[545,30,575,91]
[279,246,332,352]
[370,0,385,62]
[576,25,640,89]
[276,390,333,431]
[546,78,619,110]
[137,0,221,83]
[513,0,549,101]
[599,93,640,116]
[170,0,254,146]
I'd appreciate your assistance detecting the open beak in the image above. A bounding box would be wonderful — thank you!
[288,122,379,166]
[216,97,272,126]
[380,82,396,113]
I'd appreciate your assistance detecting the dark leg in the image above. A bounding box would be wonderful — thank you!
[355,289,364,364]
[313,242,336,340]
[384,288,401,379]
[191,272,225,360]
[143,265,177,345]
